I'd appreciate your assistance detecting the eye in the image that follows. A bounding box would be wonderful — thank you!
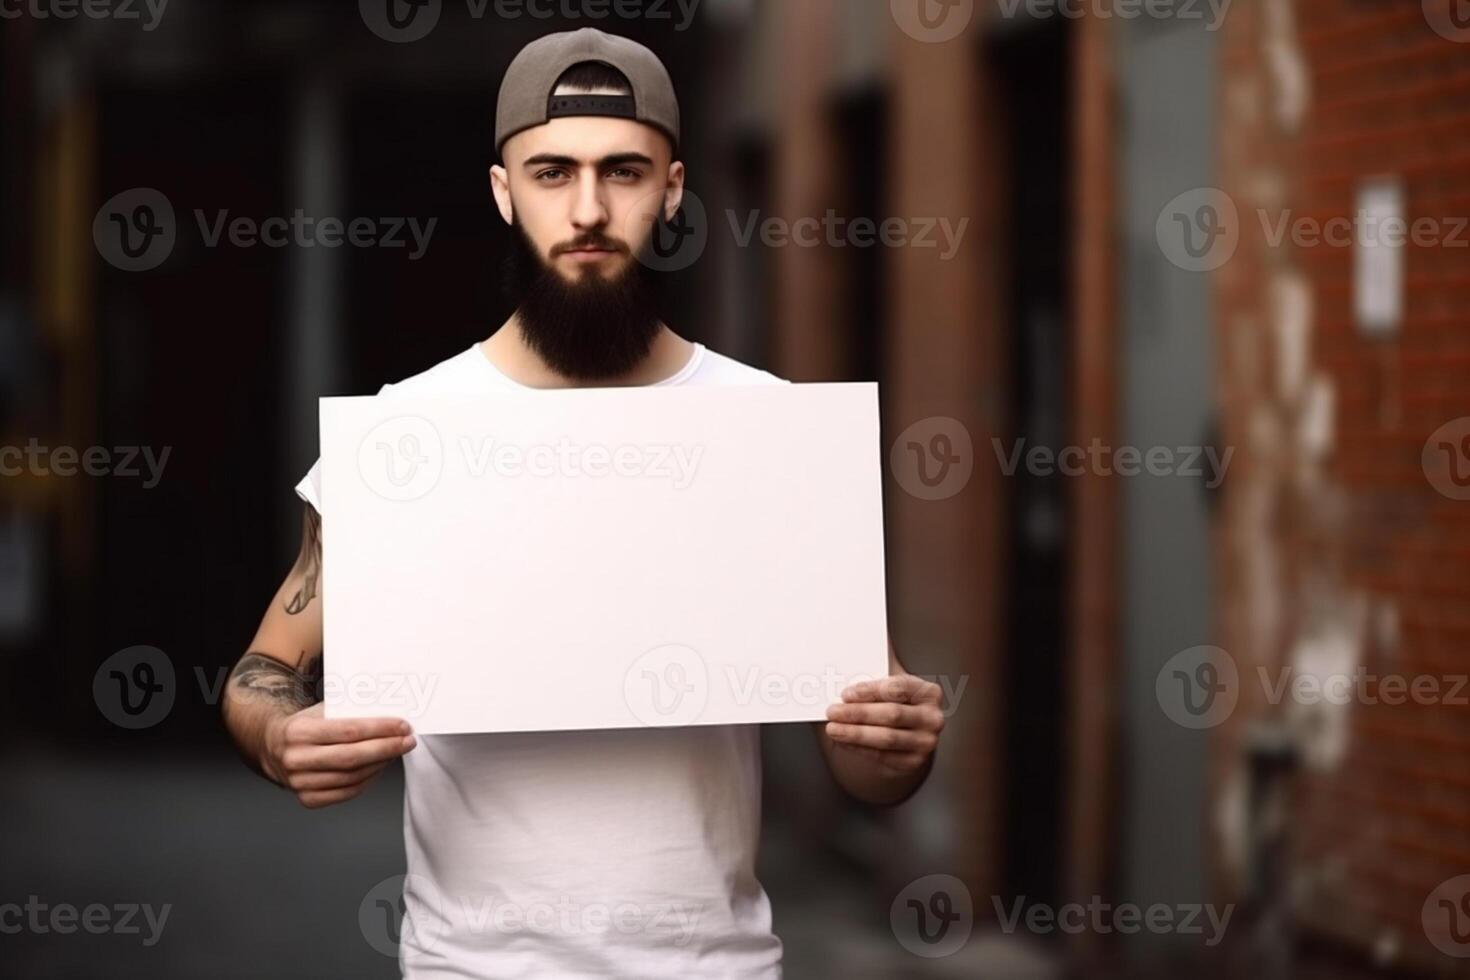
[534,168,571,182]
[605,167,642,182]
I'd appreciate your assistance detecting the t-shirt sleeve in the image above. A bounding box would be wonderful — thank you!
[292,382,395,514]
[294,460,323,513]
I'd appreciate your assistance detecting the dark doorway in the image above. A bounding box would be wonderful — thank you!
[87,79,288,744]
[989,16,1073,914]
[834,88,887,386]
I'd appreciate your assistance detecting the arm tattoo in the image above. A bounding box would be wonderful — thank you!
[284,505,322,615]
[229,652,323,711]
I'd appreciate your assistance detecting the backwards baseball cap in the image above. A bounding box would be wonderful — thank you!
[495,28,680,157]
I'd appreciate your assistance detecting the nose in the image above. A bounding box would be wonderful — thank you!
[569,169,610,233]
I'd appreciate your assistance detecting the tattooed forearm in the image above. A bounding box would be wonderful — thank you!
[228,652,323,712]
[284,506,322,615]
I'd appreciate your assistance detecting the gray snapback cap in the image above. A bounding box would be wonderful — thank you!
[495,28,680,156]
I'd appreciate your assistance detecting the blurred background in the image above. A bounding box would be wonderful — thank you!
[3,0,1470,977]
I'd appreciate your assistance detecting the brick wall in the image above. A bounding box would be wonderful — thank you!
[1216,0,1470,972]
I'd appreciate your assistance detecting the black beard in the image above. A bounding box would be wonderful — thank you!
[502,220,666,382]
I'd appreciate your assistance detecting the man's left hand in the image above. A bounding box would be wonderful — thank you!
[824,674,945,777]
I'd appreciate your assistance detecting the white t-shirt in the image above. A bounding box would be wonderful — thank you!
[295,341,788,980]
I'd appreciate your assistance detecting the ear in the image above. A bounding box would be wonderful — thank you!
[662,160,686,222]
[489,164,514,225]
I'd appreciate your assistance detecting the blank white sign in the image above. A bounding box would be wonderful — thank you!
[318,382,889,734]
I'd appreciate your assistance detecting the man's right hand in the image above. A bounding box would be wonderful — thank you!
[262,704,417,809]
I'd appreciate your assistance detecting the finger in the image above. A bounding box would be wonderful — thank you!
[291,716,413,745]
[824,722,938,754]
[826,700,944,732]
[840,675,942,706]
[296,784,368,809]
[287,760,391,792]
[825,742,931,774]
[875,751,932,774]
[287,735,417,772]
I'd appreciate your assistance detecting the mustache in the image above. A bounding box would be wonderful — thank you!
[549,233,630,258]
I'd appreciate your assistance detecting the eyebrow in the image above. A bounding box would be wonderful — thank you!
[521,152,655,171]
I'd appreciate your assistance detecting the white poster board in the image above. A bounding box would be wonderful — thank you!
[318,382,889,734]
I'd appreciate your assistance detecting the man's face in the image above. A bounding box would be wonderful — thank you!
[487,97,684,381]
[492,108,682,283]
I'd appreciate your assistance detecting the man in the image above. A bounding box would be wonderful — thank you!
[222,28,945,979]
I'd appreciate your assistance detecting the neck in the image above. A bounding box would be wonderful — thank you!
[479,315,694,389]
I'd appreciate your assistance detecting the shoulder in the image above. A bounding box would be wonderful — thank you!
[377,345,489,396]
[689,345,791,387]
